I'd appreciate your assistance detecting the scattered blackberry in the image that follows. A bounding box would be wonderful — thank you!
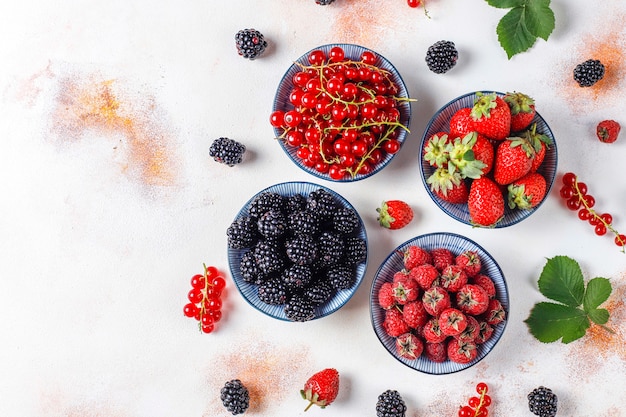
[332,207,360,234]
[253,240,286,275]
[285,235,318,266]
[235,28,267,60]
[306,188,338,220]
[285,193,307,213]
[326,263,355,290]
[248,192,285,219]
[573,59,605,87]
[315,0,335,4]
[209,137,246,166]
[304,281,335,306]
[288,210,321,236]
[344,236,367,265]
[284,295,316,322]
[425,40,458,74]
[528,386,558,417]
[240,250,265,285]
[220,379,250,415]
[318,231,345,266]
[376,390,407,417]
[227,216,258,249]
[282,264,313,292]
[257,209,287,238]
[258,278,288,305]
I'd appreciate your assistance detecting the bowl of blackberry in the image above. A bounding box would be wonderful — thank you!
[420,91,557,228]
[370,232,509,375]
[227,182,368,322]
[270,44,412,182]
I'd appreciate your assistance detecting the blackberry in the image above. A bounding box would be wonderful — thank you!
[306,188,338,220]
[285,235,318,266]
[344,236,367,265]
[315,0,335,4]
[425,40,458,74]
[326,263,355,290]
[220,379,250,415]
[258,277,288,305]
[240,250,265,285]
[209,137,246,166]
[235,28,267,60]
[285,193,307,213]
[282,264,313,292]
[528,386,558,417]
[332,207,360,235]
[253,240,286,275]
[573,59,605,87]
[257,209,287,239]
[304,281,335,306]
[287,209,321,236]
[284,294,316,322]
[376,390,407,417]
[227,216,258,249]
[248,192,285,219]
[318,231,345,266]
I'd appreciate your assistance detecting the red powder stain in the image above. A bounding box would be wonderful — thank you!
[12,61,55,107]
[50,72,178,188]
[39,391,129,417]
[203,338,310,415]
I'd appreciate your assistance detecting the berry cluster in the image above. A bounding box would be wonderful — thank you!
[376,389,407,417]
[227,188,367,321]
[235,28,267,60]
[425,40,458,74]
[221,379,250,415]
[183,265,226,334]
[270,46,412,180]
[573,59,605,87]
[528,386,558,417]
[377,245,506,364]
[209,137,246,166]
[458,382,491,417]
[559,172,625,251]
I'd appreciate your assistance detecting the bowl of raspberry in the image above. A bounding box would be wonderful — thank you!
[420,91,557,228]
[227,181,368,322]
[270,44,412,182]
[370,232,509,374]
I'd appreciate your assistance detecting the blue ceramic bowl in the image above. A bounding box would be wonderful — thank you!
[370,232,509,374]
[228,181,368,321]
[420,91,558,228]
[272,43,411,182]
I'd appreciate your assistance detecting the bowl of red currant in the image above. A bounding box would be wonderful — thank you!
[270,44,412,182]
[420,91,557,228]
[226,181,368,322]
[370,232,509,375]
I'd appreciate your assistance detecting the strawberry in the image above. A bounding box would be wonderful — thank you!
[448,132,488,179]
[301,368,340,411]
[523,123,551,172]
[455,250,482,277]
[422,317,448,343]
[439,264,468,292]
[470,92,511,140]
[596,119,621,143]
[472,133,495,176]
[507,172,547,210]
[470,274,496,299]
[427,167,469,204]
[423,131,452,167]
[482,298,506,325]
[391,277,420,305]
[475,320,494,344]
[402,245,432,270]
[424,341,448,362]
[395,332,424,360]
[456,315,480,342]
[409,263,440,289]
[402,300,429,328]
[377,282,396,309]
[468,176,505,227]
[456,284,490,315]
[447,338,478,364]
[449,107,474,138]
[377,200,414,230]
[430,247,455,271]
[421,285,451,316]
[493,136,536,185]
[503,91,536,132]
[383,308,410,337]
[438,307,468,336]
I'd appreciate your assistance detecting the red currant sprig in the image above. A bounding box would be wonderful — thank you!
[183,264,226,334]
[458,382,491,417]
[407,0,429,16]
[560,172,626,252]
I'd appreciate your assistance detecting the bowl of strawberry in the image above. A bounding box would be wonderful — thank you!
[270,44,412,182]
[420,91,557,228]
[370,232,508,374]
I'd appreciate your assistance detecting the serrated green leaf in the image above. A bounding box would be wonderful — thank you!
[583,277,612,312]
[485,0,524,8]
[587,308,610,325]
[538,256,584,307]
[524,0,555,40]
[496,7,537,59]
[524,302,589,343]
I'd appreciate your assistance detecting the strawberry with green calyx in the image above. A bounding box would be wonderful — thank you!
[377,200,414,229]
[427,167,469,204]
[521,123,551,172]
[596,119,621,143]
[507,172,547,210]
[471,133,494,176]
[493,136,536,185]
[301,368,340,411]
[423,131,452,167]
[503,91,536,132]
[470,92,512,141]
[448,132,488,179]
[468,176,505,227]
[449,107,474,138]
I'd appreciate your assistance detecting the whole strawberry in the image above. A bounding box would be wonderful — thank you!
[449,107,474,138]
[596,119,621,143]
[507,172,547,210]
[377,200,414,229]
[423,132,452,168]
[468,177,505,227]
[503,91,536,132]
[470,92,511,140]
[427,167,469,204]
[301,368,340,411]
[493,136,536,185]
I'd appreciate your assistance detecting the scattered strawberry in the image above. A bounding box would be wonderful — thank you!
[470,92,512,140]
[402,300,429,328]
[456,284,490,315]
[596,119,620,143]
[493,136,536,185]
[409,263,440,289]
[468,176,505,227]
[383,308,410,337]
[422,286,451,316]
[447,337,478,364]
[377,200,414,230]
[507,172,547,210]
[402,245,432,270]
[396,332,424,359]
[301,368,340,411]
[503,91,536,132]
[438,307,468,336]
[455,250,482,277]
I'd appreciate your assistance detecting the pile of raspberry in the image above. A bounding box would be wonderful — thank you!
[377,245,506,364]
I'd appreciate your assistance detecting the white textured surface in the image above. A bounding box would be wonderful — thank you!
[1,1,626,416]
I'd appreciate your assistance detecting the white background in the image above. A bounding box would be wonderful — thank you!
[1,0,625,416]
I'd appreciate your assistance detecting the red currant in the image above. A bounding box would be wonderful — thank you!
[559,185,574,199]
[212,276,226,292]
[476,382,488,394]
[333,139,352,155]
[207,309,222,322]
[190,274,206,289]
[562,172,577,186]
[615,234,626,246]
[482,395,492,407]
[328,164,347,180]
[269,110,285,128]
[566,197,581,210]
[383,138,401,154]
[407,0,422,7]
[458,406,474,417]
[308,49,326,66]
[468,397,481,408]
[329,46,345,62]
[200,314,214,327]
[205,297,222,311]
[292,71,311,88]
[360,50,377,65]
[600,213,613,225]
[183,303,198,318]
[578,209,590,220]
[286,130,304,147]
[201,323,215,334]
[595,223,607,236]
[576,182,588,195]
[283,110,302,128]
[188,288,203,304]
[583,194,595,208]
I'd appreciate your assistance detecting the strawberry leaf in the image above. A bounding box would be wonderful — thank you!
[496,7,537,59]
[524,0,555,40]
[486,0,524,8]
[587,308,610,326]
[538,256,584,307]
[583,277,612,312]
[524,302,589,343]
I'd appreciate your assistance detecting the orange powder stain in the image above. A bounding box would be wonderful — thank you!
[51,73,177,188]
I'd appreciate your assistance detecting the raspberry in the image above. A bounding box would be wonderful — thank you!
[430,247,454,271]
[573,59,605,87]
[425,40,459,74]
[402,300,429,329]
[409,263,439,289]
[378,282,396,310]
[402,245,432,270]
[376,390,407,417]
[440,264,468,292]
[528,386,558,417]
[424,341,447,362]
[220,379,250,415]
[455,250,481,277]
[391,277,420,305]
[421,285,451,316]
[383,308,410,337]
[235,28,267,60]
[395,332,424,360]
[209,137,246,166]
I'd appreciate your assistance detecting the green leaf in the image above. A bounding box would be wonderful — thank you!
[538,256,584,307]
[583,277,612,312]
[485,0,524,8]
[524,302,589,343]
[587,308,610,325]
[496,7,537,59]
[524,0,555,40]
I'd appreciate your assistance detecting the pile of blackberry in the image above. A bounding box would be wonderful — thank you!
[376,389,407,417]
[528,386,558,417]
[227,188,367,322]
[209,137,246,166]
[425,40,458,74]
[573,59,605,87]
[235,28,267,60]
[220,379,249,415]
